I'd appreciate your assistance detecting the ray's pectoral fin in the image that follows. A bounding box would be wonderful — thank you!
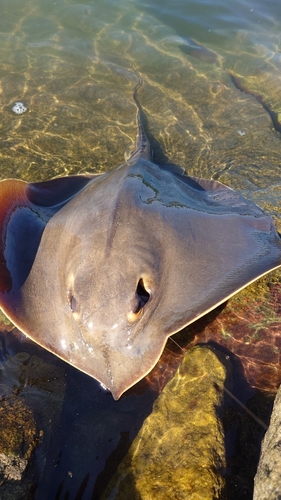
[0,175,94,299]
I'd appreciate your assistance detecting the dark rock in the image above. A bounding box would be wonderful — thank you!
[254,384,281,499]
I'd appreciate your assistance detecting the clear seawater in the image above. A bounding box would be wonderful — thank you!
[0,0,281,498]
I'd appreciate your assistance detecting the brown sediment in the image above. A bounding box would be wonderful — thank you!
[179,38,220,66]
[143,276,281,395]
[188,278,281,393]
[227,71,281,133]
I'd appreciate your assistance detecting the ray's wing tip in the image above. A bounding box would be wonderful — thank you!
[27,174,94,207]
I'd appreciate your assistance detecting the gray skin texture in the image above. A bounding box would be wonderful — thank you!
[254,384,281,500]
[1,88,281,399]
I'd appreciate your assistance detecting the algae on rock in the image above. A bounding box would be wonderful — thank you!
[0,351,65,499]
[102,346,227,500]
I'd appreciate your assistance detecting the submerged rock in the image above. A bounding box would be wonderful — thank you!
[102,346,226,500]
[0,396,37,499]
[253,384,281,500]
[0,339,65,499]
[185,272,281,393]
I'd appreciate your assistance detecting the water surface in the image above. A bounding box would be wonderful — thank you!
[0,0,281,498]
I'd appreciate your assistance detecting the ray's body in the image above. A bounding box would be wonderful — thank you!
[0,77,281,399]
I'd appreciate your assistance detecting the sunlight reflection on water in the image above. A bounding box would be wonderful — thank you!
[0,0,281,498]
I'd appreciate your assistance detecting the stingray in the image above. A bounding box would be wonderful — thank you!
[0,83,281,400]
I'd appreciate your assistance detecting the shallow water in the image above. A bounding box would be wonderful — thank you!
[0,0,281,498]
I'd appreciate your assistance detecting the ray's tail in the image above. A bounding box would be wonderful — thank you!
[125,74,152,163]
